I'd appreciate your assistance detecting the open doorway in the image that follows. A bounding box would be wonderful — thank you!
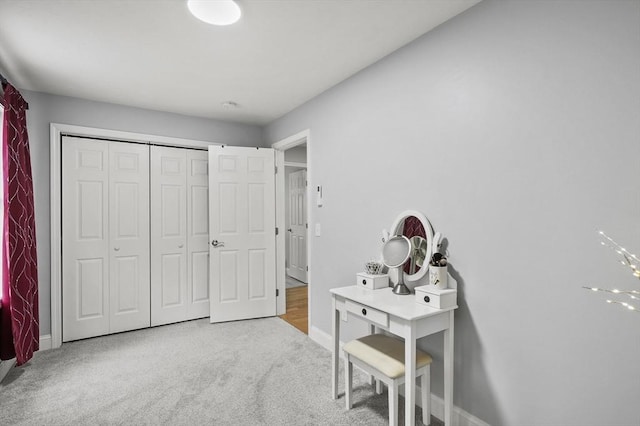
[273,131,310,335]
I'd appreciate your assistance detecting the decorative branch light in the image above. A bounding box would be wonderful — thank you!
[584,231,640,314]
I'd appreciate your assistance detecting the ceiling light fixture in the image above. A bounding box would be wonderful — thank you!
[187,0,242,26]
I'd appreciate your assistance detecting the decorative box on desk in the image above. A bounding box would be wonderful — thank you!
[356,272,389,290]
[415,285,457,309]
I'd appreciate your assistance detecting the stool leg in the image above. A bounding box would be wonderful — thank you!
[345,355,353,409]
[421,367,431,425]
[389,380,398,426]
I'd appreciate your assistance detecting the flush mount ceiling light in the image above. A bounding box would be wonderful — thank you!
[188,0,241,26]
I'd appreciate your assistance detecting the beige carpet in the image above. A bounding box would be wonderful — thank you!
[0,317,438,425]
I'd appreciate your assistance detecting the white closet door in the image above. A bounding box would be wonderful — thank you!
[62,137,110,341]
[186,150,210,320]
[108,142,151,333]
[151,146,188,326]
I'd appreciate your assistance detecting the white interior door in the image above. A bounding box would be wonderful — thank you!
[287,169,307,283]
[108,141,151,333]
[186,150,210,320]
[62,137,110,341]
[151,146,188,326]
[208,145,277,323]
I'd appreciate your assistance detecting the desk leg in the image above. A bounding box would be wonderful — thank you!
[404,323,416,426]
[332,296,340,400]
[443,310,454,425]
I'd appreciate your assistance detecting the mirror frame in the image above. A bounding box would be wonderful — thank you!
[389,210,434,283]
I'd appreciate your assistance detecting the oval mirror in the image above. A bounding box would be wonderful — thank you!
[389,210,434,283]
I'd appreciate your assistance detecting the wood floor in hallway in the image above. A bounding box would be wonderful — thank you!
[279,285,308,334]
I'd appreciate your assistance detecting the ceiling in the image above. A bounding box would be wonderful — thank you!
[0,0,480,125]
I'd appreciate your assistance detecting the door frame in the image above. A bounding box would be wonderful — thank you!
[272,130,311,328]
[50,123,219,349]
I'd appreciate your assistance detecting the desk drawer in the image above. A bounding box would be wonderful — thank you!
[345,300,389,328]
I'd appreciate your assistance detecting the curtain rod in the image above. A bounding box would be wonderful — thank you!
[0,72,29,110]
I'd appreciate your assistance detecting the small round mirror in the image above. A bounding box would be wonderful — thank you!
[382,235,411,267]
[382,235,412,295]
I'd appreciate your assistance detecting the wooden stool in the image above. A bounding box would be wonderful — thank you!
[343,333,432,426]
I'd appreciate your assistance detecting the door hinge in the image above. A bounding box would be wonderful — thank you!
[276,289,280,297]
[305,223,308,229]
[275,166,278,174]
[275,227,279,235]
[306,266,309,272]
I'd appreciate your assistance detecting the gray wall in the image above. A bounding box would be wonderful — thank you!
[23,90,263,337]
[264,1,640,425]
[284,144,307,163]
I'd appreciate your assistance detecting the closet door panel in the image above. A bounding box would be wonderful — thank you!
[109,142,151,333]
[151,146,188,326]
[62,137,110,342]
[187,150,210,319]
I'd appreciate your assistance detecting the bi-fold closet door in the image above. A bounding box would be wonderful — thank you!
[150,146,210,326]
[62,137,150,341]
[62,137,209,342]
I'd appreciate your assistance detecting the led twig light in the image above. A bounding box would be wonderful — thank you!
[599,230,640,277]
[585,231,640,314]
[606,300,638,312]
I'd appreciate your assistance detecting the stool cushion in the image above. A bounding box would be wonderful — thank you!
[343,334,432,379]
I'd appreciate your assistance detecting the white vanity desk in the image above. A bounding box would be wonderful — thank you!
[331,285,457,426]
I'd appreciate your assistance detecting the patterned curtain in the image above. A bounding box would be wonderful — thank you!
[0,83,39,365]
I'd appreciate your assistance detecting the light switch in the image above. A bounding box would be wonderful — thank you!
[315,223,321,236]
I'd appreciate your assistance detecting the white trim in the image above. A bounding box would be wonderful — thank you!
[284,161,307,168]
[428,393,491,426]
[309,324,332,351]
[274,149,286,315]
[50,123,221,349]
[50,124,62,349]
[309,324,490,426]
[39,334,52,351]
[272,130,311,327]
[0,358,16,382]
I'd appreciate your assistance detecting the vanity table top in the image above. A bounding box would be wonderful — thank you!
[330,286,457,321]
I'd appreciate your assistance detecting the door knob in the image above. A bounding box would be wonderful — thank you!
[211,240,225,247]
[114,247,120,251]
[178,244,184,248]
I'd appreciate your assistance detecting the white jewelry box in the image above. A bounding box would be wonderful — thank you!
[414,285,457,309]
[356,272,389,290]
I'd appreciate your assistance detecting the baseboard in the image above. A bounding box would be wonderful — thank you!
[0,358,16,383]
[40,334,52,351]
[423,391,490,426]
[309,325,490,426]
[309,325,333,351]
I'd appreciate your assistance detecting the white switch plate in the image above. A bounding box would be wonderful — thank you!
[315,223,321,236]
